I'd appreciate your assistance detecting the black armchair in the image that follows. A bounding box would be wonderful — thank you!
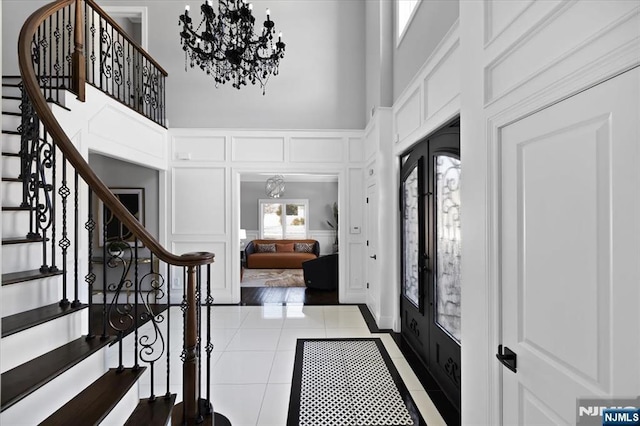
[302,254,338,290]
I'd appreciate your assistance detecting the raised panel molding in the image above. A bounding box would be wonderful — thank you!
[484,1,640,104]
[172,167,226,235]
[395,88,421,142]
[231,136,285,162]
[172,135,226,162]
[484,0,535,45]
[424,41,460,121]
[289,137,344,163]
[348,137,364,163]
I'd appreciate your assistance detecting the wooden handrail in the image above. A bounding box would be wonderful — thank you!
[85,0,168,77]
[18,0,213,268]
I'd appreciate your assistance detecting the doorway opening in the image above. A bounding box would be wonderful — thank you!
[239,172,340,305]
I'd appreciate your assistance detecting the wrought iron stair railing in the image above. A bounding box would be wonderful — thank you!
[16,1,215,424]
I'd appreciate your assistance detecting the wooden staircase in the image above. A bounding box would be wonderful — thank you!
[1,76,175,425]
[1,1,221,424]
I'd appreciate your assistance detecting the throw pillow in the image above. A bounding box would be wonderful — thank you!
[294,242,314,253]
[256,243,276,253]
[276,243,294,252]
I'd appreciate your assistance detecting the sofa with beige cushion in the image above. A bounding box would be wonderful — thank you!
[245,239,319,269]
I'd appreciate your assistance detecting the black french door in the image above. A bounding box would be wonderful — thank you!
[400,122,461,409]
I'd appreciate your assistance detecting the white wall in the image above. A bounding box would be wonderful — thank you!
[168,129,366,304]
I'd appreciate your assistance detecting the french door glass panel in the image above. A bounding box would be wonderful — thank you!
[434,155,461,343]
[403,165,420,308]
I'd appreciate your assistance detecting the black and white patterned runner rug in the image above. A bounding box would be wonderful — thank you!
[287,338,426,426]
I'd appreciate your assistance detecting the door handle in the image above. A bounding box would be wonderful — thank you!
[370,254,377,260]
[496,345,517,373]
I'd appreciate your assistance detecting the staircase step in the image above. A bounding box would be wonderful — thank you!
[2,152,21,157]
[40,367,145,426]
[2,236,44,245]
[1,130,20,136]
[2,177,22,183]
[124,394,177,426]
[2,269,65,286]
[2,95,21,101]
[2,303,87,337]
[0,336,114,412]
[2,111,21,117]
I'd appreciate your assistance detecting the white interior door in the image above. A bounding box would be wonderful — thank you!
[366,183,379,318]
[500,68,640,425]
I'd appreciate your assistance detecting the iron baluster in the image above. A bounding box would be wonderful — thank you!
[85,189,96,339]
[197,265,202,420]
[205,264,213,414]
[49,137,57,273]
[58,155,70,308]
[134,240,140,370]
[165,260,171,398]
[47,15,53,102]
[54,8,60,103]
[101,202,108,339]
[71,170,80,307]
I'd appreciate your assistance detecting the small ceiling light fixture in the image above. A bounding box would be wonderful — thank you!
[179,0,286,94]
[265,175,285,198]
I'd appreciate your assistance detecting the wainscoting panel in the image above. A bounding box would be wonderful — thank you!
[289,137,344,163]
[424,41,460,121]
[484,0,535,45]
[172,167,226,235]
[484,0,639,104]
[394,88,421,143]
[231,136,285,162]
[172,135,226,162]
[348,137,364,163]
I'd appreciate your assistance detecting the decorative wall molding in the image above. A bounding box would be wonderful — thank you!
[484,1,640,105]
[483,0,536,47]
[392,22,460,153]
[231,136,286,163]
[171,166,226,236]
[172,135,226,162]
[60,85,168,171]
[169,128,365,304]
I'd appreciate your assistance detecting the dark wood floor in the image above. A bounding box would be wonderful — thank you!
[240,286,339,305]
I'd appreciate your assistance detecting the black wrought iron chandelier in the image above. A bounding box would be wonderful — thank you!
[179,0,285,94]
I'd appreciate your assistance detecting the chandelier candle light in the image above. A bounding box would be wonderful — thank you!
[179,0,286,94]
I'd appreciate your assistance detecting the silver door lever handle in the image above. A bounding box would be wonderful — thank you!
[370,255,377,260]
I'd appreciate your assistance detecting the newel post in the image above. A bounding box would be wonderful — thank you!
[183,265,201,424]
[72,0,86,101]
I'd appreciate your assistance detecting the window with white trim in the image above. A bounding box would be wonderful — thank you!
[397,0,420,41]
[259,199,309,239]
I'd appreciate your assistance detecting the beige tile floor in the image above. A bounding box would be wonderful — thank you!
[108,304,447,426]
